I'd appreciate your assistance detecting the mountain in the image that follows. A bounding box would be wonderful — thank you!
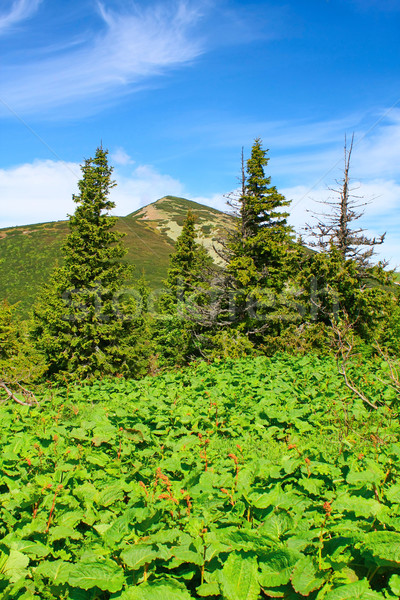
[0,196,233,316]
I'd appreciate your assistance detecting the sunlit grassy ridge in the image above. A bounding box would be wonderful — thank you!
[0,197,233,316]
[0,354,399,598]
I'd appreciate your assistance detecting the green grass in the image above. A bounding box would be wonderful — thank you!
[0,353,399,598]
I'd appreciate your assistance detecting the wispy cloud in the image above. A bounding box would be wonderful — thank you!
[111,148,135,167]
[0,0,42,35]
[1,1,205,114]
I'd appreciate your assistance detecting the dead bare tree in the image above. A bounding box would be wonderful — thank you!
[306,134,386,273]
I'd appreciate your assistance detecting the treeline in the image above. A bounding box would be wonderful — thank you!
[1,141,398,399]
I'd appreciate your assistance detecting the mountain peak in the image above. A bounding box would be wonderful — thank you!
[128,195,224,223]
[0,195,234,316]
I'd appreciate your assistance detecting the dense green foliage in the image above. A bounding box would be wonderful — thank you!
[32,148,148,382]
[1,140,399,600]
[0,300,44,400]
[0,354,399,599]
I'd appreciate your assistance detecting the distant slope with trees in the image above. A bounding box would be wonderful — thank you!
[0,196,233,316]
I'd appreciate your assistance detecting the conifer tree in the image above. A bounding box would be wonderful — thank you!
[155,210,212,366]
[185,140,298,357]
[228,139,293,283]
[165,210,211,299]
[225,139,296,337]
[33,147,147,381]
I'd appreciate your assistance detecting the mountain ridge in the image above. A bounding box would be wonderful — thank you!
[0,196,233,316]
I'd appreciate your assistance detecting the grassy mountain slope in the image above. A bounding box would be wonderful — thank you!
[0,196,233,316]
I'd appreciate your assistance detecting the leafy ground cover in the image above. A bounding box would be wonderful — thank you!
[1,354,400,599]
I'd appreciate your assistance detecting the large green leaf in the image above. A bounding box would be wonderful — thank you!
[259,549,299,587]
[333,494,383,518]
[0,550,29,583]
[55,558,125,592]
[324,579,385,599]
[8,540,50,558]
[121,544,158,570]
[385,484,400,504]
[218,552,260,600]
[196,582,220,596]
[117,577,192,599]
[95,483,125,507]
[166,545,203,568]
[35,558,65,580]
[290,556,327,596]
[361,531,400,563]
[389,574,400,595]
[49,525,83,542]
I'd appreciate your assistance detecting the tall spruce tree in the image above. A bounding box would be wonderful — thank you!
[225,139,296,338]
[33,147,147,381]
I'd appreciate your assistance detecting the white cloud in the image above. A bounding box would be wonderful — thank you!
[0,159,185,227]
[0,160,80,227]
[111,165,184,215]
[110,148,134,167]
[0,0,42,35]
[1,1,204,113]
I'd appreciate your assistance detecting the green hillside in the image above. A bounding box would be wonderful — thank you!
[0,196,233,316]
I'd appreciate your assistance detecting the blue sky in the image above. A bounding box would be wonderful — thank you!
[1,0,400,265]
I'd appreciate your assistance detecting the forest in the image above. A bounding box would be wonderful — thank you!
[1,140,400,599]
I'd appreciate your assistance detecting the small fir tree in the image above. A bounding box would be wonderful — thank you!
[165,210,212,299]
[155,210,212,366]
[33,147,147,381]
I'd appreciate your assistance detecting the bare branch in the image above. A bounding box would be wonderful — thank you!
[331,319,379,410]
[0,381,36,406]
